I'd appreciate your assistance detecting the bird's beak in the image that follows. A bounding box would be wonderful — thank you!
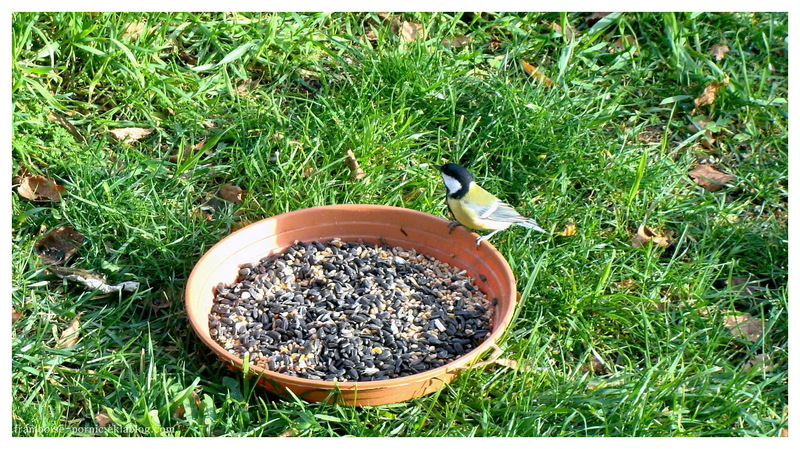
[433,164,441,170]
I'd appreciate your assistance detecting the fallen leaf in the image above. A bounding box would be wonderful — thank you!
[12,308,23,323]
[710,43,730,61]
[94,413,112,428]
[122,21,147,40]
[35,225,84,265]
[728,276,766,298]
[236,79,259,97]
[344,149,366,180]
[585,12,611,27]
[494,358,533,372]
[302,167,317,178]
[218,184,246,204]
[167,139,207,163]
[364,29,378,41]
[520,59,555,87]
[191,390,202,407]
[109,127,153,144]
[559,223,577,237]
[178,51,198,65]
[400,21,423,43]
[57,312,83,348]
[581,354,609,375]
[173,404,186,419]
[191,208,213,222]
[550,22,575,41]
[16,174,66,202]
[150,297,172,313]
[278,427,299,437]
[692,77,730,112]
[442,35,472,48]
[612,35,636,54]
[47,111,86,143]
[743,353,772,372]
[688,164,734,192]
[487,37,502,52]
[612,278,637,291]
[49,266,139,294]
[780,428,788,437]
[402,187,425,202]
[631,224,672,249]
[724,313,764,343]
[494,358,518,369]
[230,219,254,232]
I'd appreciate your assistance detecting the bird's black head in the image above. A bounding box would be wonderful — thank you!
[435,163,474,198]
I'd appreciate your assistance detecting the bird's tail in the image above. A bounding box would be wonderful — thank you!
[518,218,547,234]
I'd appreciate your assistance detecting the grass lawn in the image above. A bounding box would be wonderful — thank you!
[11,12,787,436]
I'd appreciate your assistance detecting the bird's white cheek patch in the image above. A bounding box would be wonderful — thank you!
[441,174,462,194]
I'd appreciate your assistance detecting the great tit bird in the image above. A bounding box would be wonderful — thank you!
[434,163,546,247]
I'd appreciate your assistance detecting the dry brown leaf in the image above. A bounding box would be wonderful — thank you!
[559,223,577,237]
[364,29,378,41]
[688,164,734,192]
[585,12,611,27]
[230,219,254,232]
[49,266,140,293]
[47,111,86,143]
[710,43,730,61]
[236,79,259,97]
[494,358,533,372]
[173,404,186,419]
[150,297,172,313]
[520,59,555,87]
[302,167,317,178]
[551,22,575,41]
[178,51,198,65]
[345,149,366,180]
[167,139,207,163]
[743,353,772,372]
[109,127,153,144]
[35,225,84,265]
[612,278,637,291]
[278,427,299,437]
[637,125,664,144]
[191,208,212,222]
[728,276,765,298]
[581,355,609,375]
[17,174,66,202]
[487,37,502,52]
[122,21,147,40]
[94,412,112,428]
[400,21,423,43]
[780,428,788,437]
[612,35,636,54]
[402,187,425,202]
[494,358,518,369]
[724,313,764,343]
[57,312,83,348]
[218,184,246,204]
[631,224,672,249]
[442,35,473,48]
[12,308,23,323]
[693,77,730,111]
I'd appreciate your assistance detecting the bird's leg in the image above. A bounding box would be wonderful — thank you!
[448,220,461,234]
[475,229,502,248]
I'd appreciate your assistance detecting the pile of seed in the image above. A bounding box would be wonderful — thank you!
[209,238,494,382]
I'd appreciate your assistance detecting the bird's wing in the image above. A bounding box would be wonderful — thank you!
[481,200,530,223]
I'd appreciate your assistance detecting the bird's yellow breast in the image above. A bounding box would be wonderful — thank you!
[447,190,497,231]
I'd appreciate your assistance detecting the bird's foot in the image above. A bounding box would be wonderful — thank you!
[475,229,502,248]
[448,221,461,234]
